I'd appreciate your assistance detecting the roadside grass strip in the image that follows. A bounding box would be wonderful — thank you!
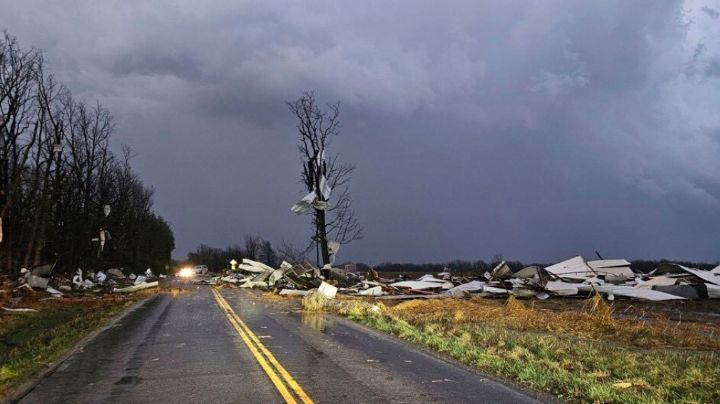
[301,293,720,403]
[0,299,137,397]
[211,288,313,404]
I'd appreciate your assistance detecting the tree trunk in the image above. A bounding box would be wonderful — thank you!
[315,207,330,276]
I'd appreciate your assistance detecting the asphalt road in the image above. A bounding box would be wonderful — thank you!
[17,282,547,404]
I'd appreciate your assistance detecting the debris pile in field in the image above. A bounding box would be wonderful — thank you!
[1,264,164,312]
[213,256,720,303]
[207,259,324,290]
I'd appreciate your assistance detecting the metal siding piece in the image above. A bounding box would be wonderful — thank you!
[596,286,686,301]
[545,256,595,279]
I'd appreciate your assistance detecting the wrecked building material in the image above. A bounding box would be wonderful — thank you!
[511,288,539,298]
[488,261,513,280]
[636,276,678,288]
[544,281,579,296]
[650,264,720,286]
[25,274,49,289]
[390,276,454,291]
[653,284,705,300]
[443,281,485,297]
[595,286,686,301]
[680,266,720,286]
[30,264,52,277]
[513,266,541,279]
[279,289,309,296]
[706,283,720,299]
[221,276,240,284]
[291,191,316,214]
[240,281,268,288]
[357,286,384,296]
[107,268,125,279]
[377,294,451,300]
[113,281,159,293]
[207,255,720,305]
[480,286,509,295]
[2,306,38,313]
[587,259,634,279]
[239,258,275,273]
[46,286,64,297]
[318,282,338,299]
[268,269,284,286]
[545,256,595,280]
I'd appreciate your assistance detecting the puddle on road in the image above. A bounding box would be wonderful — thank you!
[302,312,327,332]
[114,375,141,386]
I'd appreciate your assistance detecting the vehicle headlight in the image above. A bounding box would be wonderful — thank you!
[178,267,195,278]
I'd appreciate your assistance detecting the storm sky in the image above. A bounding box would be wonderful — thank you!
[3,1,719,264]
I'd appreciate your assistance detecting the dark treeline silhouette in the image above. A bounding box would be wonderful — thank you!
[185,237,720,275]
[186,235,311,272]
[371,258,718,274]
[0,32,174,275]
[373,258,529,274]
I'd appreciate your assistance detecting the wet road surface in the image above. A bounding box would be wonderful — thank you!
[18,284,547,403]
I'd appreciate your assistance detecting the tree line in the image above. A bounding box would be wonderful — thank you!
[185,235,319,272]
[373,258,719,274]
[373,257,527,274]
[0,32,174,275]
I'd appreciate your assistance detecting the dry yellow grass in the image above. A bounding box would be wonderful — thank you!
[386,295,719,350]
[302,292,385,316]
[259,291,299,300]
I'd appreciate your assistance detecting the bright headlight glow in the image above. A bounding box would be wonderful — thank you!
[178,267,195,278]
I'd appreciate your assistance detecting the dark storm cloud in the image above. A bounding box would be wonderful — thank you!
[110,48,202,81]
[2,0,718,263]
[702,6,720,17]
[705,58,720,77]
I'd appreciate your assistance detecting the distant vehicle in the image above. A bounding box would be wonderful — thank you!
[177,264,209,278]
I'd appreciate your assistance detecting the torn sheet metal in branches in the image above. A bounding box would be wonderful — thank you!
[290,149,333,214]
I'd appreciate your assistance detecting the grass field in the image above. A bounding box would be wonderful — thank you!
[304,293,720,403]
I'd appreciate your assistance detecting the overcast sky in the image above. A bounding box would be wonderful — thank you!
[2,0,719,264]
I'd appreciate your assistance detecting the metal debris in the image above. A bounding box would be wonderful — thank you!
[113,281,159,293]
[210,254,719,304]
[2,306,38,313]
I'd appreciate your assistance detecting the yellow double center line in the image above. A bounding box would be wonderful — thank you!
[211,287,313,404]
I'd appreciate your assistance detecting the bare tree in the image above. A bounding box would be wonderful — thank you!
[243,235,263,260]
[276,240,311,265]
[287,92,363,270]
[0,32,174,275]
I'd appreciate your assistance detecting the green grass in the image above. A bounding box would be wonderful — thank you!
[0,299,136,397]
[348,313,719,403]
